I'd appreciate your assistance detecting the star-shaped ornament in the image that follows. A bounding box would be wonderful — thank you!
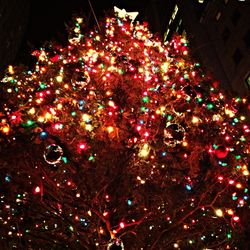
[114,6,139,22]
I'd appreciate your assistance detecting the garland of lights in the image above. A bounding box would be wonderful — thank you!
[0,11,249,249]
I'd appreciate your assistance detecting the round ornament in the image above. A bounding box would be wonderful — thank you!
[107,238,124,250]
[214,145,228,159]
[71,71,90,89]
[164,123,186,147]
[43,144,63,165]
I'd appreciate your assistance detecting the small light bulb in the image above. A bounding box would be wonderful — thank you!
[215,209,223,217]
[56,75,63,82]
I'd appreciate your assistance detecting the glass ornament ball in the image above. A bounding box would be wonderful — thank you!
[43,144,63,165]
[164,123,186,147]
[71,71,90,89]
[214,145,228,159]
[107,238,124,250]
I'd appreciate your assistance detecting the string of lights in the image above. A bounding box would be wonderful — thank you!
[0,12,249,249]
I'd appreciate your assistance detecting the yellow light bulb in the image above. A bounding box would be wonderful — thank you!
[37,116,44,123]
[225,108,235,118]
[76,17,83,24]
[57,104,63,110]
[243,169,249,176]
[226,209,234,215]
[45,112,52,120]
[2,126,10,134]
[85,124,93,131]
[8,65,14,74]
[156,109,161,115]
[215,209,223,217]
[138,68,144,73]
[192,116,200,124]
[181,38,186,43]
[106,90,112,96]
[161,62,169,72]
[108,100,115,107]
[106,126,114,133]
[173,243,179,248]
[28,108,36,115]
[82,114,90,122]
[56,75,63,82]
[138,143,150,158]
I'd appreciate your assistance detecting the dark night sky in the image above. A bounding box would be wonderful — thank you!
[16,0,156,65]
[27,0,146,44]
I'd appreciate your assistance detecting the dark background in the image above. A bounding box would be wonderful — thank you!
[0,0,167,71]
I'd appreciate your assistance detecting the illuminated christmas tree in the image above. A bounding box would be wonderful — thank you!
[0,11,249,249]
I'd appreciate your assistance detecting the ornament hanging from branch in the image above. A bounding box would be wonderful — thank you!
[71,71,90,90]
[163,122,186,147]
[43,144,63,165]
[214,145,228,159]
[107,238,125,250]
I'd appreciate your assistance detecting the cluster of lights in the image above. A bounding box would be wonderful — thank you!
[0,12,249,249]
